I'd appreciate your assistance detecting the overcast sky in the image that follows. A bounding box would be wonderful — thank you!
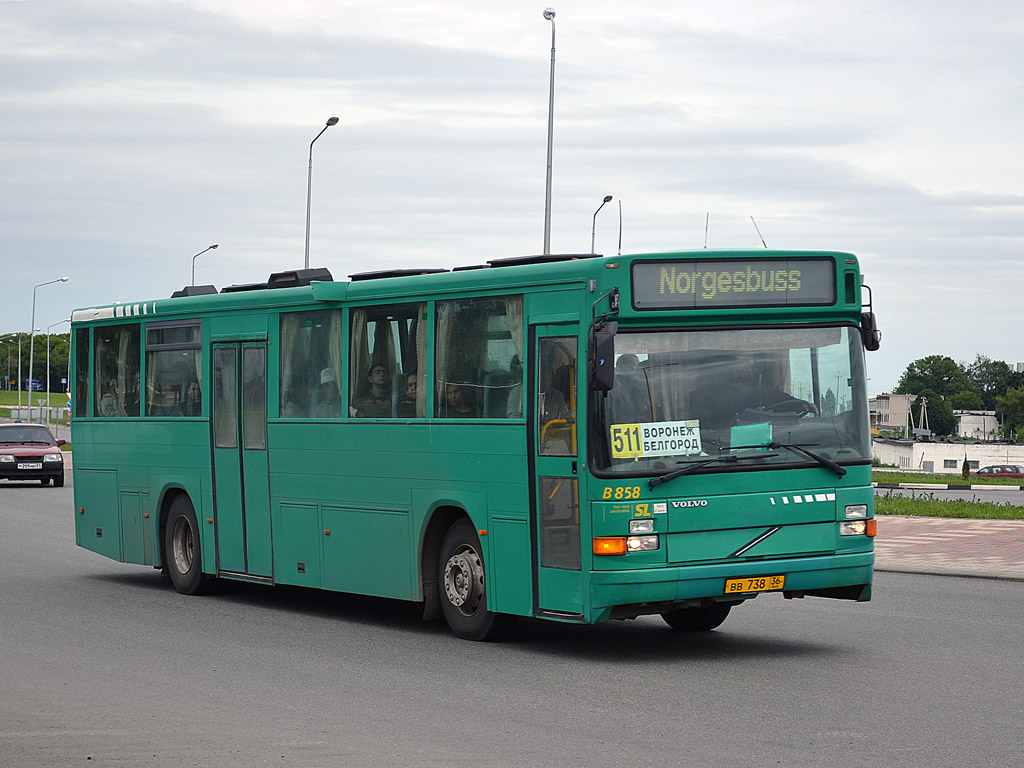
[2,0,1022,395]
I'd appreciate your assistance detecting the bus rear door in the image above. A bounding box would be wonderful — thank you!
[212,341,272,579]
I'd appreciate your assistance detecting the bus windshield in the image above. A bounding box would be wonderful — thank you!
[591,325,870,475]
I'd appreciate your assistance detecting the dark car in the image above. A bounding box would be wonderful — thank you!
[0,423,66,487]
[972,464,1024,479]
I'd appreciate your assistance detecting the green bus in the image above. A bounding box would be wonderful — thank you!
[71,249,880,640]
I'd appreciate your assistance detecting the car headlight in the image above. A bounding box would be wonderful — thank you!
[44,454,63,463]
[0,455,15,464]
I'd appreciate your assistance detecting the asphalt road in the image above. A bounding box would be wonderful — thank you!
[2,478,1022,768]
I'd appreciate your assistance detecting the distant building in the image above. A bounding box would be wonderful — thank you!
[870,393,913,436]
[872,438,1024,474]
[955,410,999,441]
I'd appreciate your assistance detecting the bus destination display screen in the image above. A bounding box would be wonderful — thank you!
[631,257,836,310]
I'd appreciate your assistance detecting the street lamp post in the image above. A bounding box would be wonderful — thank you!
[28,277,69,422]
[46,319,70,430]
[191,244,219,286]
[542,8,556,255]
[304,116,340,270]
[591,195,613,254]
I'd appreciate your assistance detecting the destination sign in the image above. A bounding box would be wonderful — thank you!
[631,257,836,310]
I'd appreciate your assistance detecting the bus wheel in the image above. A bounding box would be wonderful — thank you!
[439,519,513,641]
[164,495,214,596]
[662,602,732,631]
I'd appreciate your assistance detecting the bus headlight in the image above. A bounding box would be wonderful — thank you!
[629,519,654,534]
[840,519,876,537]
[627,535,659,552]
[845,504,868,519]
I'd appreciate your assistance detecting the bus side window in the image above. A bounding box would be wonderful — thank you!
[94,323,141,418]
[435,296,523,419]
[349,303,426,419]
[280,309,342,418]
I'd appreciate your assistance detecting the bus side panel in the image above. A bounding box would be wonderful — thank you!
[118,489,154,565]
[486,516,532,617]
[74,469,121,561]
[322,506,413,600]
[272,502,322,588]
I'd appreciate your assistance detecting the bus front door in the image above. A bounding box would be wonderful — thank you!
[212,342,272,579]
[530,327,584,619]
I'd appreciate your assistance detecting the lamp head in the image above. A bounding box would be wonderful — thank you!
[603,195,613,203]
[60,276,69,282]
[210,243,219,250]
[543,8,555,20]
[326,116,340,126]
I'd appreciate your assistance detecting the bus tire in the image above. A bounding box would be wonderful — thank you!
[662,602,732,631]
[164,495,214,596]
[438,519,513,641]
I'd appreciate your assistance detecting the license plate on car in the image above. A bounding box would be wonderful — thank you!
[724,575,785,594]
[18,462,43,470]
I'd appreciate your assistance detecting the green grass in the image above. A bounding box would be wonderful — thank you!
[875,491,1024,520]
[0,390,68,408]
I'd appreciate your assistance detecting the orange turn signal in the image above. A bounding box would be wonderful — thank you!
[866,519,877,537]
[593,537,627,556]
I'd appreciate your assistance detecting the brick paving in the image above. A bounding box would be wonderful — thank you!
[874,515,1024,581]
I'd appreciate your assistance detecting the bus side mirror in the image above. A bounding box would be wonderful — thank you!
[861,312,881,351]
[589,322,617,392]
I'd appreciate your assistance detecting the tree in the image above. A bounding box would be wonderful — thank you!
[965,354,1016,410]
[895,355,975,400]
[948,390,984,410]
[996,386,1024,440]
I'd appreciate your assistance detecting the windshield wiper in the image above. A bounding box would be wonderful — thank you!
[648,453,778,489]
[769,441,846,477]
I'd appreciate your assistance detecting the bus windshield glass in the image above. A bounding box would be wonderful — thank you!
[591,325,870,475]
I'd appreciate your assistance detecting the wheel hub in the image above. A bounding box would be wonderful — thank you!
[444,545,484,616]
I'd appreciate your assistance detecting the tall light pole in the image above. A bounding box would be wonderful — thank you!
[305,116,340,270]
[591,195,612,254]
[542,8,556,255]
[28,277,68,422]
[45,319,70,429]
[191,243,219,286]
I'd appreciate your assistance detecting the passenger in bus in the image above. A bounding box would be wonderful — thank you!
[396,373,417,418]
[443,383,477,417]
[353,363,390,418]
[98,379,124,417]
[316,367,342,417]
[505,355,523,418]
[181,380,202,416]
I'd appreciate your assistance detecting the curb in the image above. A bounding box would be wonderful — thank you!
[874,482,1024,491]
[874,563,1024,582]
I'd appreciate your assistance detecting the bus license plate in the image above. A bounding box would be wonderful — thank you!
[18,462,43,470]
[724,575,785,594]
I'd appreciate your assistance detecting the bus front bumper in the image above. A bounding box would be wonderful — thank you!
[588,551,873,623]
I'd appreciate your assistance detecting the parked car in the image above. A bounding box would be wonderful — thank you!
[972,464,1024,479]
[0,423,66,487]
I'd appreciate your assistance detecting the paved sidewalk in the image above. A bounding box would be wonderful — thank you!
[875,515,1024,581]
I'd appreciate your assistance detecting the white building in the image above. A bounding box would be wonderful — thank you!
[956,410,999,440]
[872,438,1024,474]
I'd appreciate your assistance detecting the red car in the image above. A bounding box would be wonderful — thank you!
[0,423,66,487]
[972,464,1024,479]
